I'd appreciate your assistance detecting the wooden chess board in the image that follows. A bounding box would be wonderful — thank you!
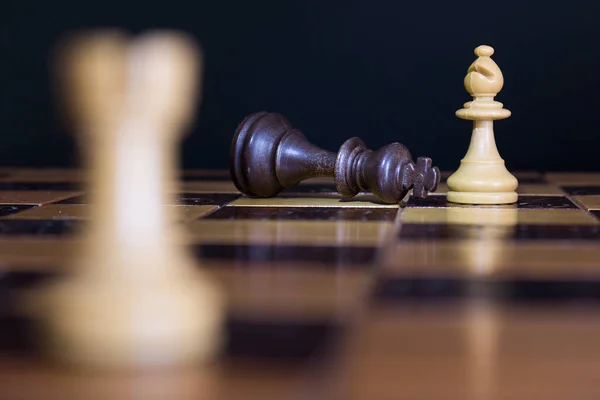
[1,168,600,399]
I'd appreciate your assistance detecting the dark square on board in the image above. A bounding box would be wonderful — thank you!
[397,222,600,241]
[371,276,600,304]
[0,205,35,217]
[203,206,398,221]
[176,193,240,206]
[0,219,82,236]
[194,244,378,267]
[0,182,82,191]
[406,195,578,210]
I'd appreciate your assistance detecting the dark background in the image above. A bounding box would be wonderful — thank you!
[1,1,599,172]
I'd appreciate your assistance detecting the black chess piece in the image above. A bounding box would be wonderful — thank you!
[229,111,440,204]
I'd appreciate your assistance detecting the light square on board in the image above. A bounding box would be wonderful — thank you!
[572,196,600,211]
[379,239,600,278]
[0,238,73,269]
[545,172,600,185]
[0,204,87,220]
[230,194,399,208]
[0,191,84,205]
[53,192,241,207]
[400,207,599,226]
[205,263,372,319]
[0,204,218,222]
[187,219,397,247]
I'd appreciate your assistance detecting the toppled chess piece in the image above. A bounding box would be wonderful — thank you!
[229,111,440,203]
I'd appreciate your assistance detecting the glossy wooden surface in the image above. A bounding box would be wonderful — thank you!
[0,169,600,399]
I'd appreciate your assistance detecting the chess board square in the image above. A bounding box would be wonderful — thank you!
[0,204,217,223]
[0,182,82,191]
[379,240,600,280]
[407,195,578,210]
[204,206,398,222]
[1,204,88,220]
[0,239,71,267]
[401,207,599,225]
[0,205,35,217]
[208,265,371,319]
[181,181,239,193]
[187,220,395,246]
[194,243,378,267]
[0,191,84,205]
[57,193,242,206]
[0,270,59,292]
[0,315,37,355]
[546,172,600,185]
[0,220,82,236]
[372,276,600,303]
[397,222,600,241]
[372,276,470,301]
[572,196,600,211]
[230,194,398,208]
[224,318,341,360]
[175,193,240,206]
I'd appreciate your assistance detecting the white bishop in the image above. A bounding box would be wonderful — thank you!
[446,45,518,205]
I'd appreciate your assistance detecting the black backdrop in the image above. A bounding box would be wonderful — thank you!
[1,0,599,171]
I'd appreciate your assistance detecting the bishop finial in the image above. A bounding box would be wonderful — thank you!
[464,44,504,98]
[456,45,510,120]
[475,45,494,57]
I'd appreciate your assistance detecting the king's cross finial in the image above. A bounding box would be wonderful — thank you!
[402,157,440,198]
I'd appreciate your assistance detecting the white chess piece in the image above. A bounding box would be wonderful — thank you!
[446,45,518,205]
[33,31,224,369]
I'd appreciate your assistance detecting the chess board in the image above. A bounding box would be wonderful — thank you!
[1,168,600,399]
